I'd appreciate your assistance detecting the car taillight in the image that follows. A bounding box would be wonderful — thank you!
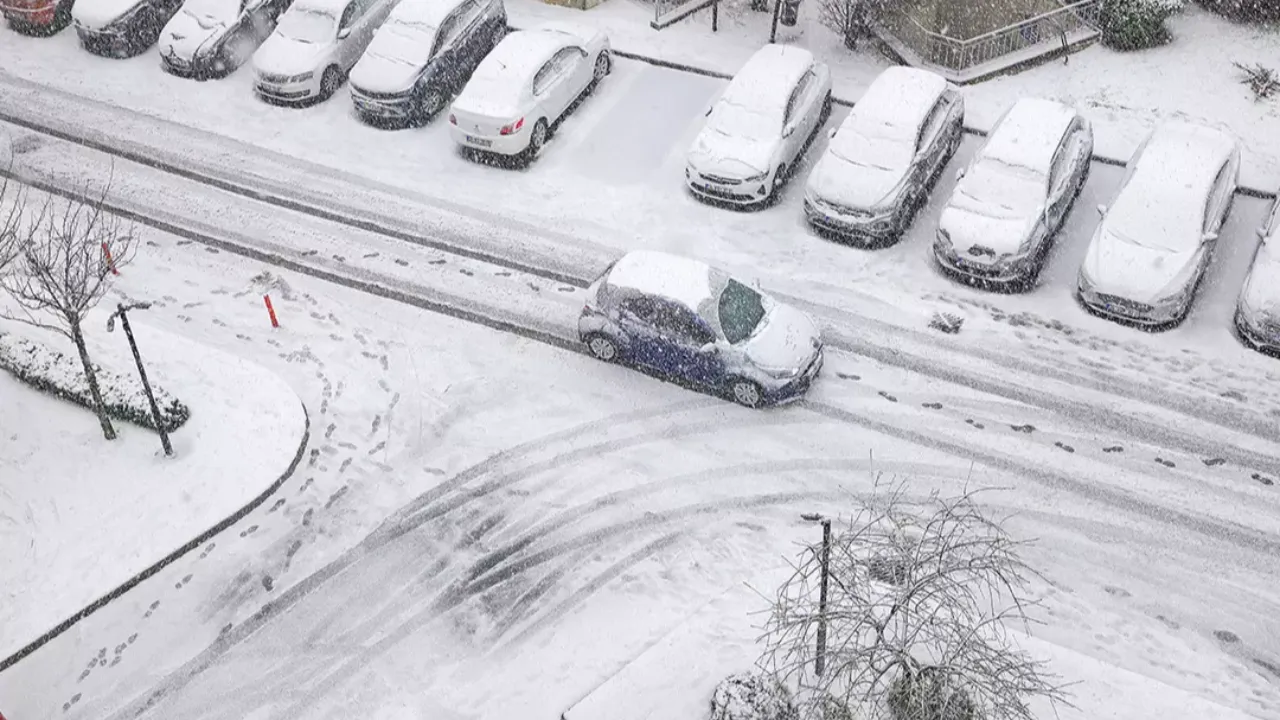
[500,117,524,135]
[449,114,457,125]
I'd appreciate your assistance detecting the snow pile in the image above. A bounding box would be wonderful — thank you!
[0,330,191,433]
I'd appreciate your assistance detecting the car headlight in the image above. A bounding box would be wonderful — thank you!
[743,170,768,183]
[1151,283,1191,307]
[760,364,801,379]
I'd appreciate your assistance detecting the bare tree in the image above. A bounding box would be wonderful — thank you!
[1,181,136,440]
[759,479,1071,720]
[817,0,872,50]
[1,152,24,273]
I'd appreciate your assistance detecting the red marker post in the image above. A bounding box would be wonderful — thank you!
[264,294,279,328]
[102,242,118,275]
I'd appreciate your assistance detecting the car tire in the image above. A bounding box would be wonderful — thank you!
[52,0,72,32]
[416,89,444,121]
[528,118,549,156]
[821,91,833,121]
[320,65,342,100]
[768,163,787,200]
[584,333,620,362]
[729,378,764,409]
[593,51,611,84]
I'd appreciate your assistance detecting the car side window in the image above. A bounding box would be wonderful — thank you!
[785,72,812,126]
[339,2,359,29]
[916,99,945,152]
[619,296,658,325]
[532,57,557,95]
[1204,162,1232,232]
[433,11,464,54]
[1267,198,1280,238]
[651,302,713,345]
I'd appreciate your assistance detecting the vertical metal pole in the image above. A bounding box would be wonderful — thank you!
[816,518,831,676]
[712,0,719,32]
[118,305,174,457]
[770,0,782,42]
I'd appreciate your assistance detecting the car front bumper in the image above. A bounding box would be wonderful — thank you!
[764,348,824,405]
[1235,308,1280,354]
[254,74,321,104]
[76,24,134,54]
[804,197,895,239]
[449,124,529,156]
[686,167,769,206]
[933,244,1029,285]
[161,49,223,79]
[1078,286,1184,327]
[352,90,416,121]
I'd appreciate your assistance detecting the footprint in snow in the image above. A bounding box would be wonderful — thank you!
[332,255,346,263]
[1203,457,1226,467]
[268,498,286,513]
[395,259,410,266]
[964,419,985,430]
[1054,441,1075,453]
[198,542,215,559]
[204,247,219,254]
[363,252,379,259]
[496,270,512,277]
[1253,473,1275,486]
[239,525,258,538]
[429,259,446,265]
[1103,585,1130,598]
[921,402,943,410]
[878,391,898,402]
[1103,445,1124,453]
[836,372,860,381]
[1155,457,1176,468]
[1215,629,1240,644]
[1010,424,1035,434]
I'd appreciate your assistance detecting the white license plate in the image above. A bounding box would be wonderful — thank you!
[466,135,493,148]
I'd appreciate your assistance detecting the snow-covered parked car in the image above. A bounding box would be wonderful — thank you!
[1078,121,1240,327]
[578,250,824,408]
[804,66,963,245]
[72,0,182,56]
[934,97,1093,288]
[349,0,506,125]
[251,0,398,104]
[685,44,831,207]
[1235,196,1280,355]
[448,21,610,160]
[158,0,292,79]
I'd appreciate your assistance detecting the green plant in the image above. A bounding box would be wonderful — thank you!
[1097,0,1183,50]
[887,667,979,720]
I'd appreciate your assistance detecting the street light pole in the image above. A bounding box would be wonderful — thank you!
[770,0,782,42]
[107,302,173,457]
[802,512,833,677]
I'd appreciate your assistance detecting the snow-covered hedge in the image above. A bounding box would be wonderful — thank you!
[1098,0,1184,50]
[0,331,190,433]
[709,673,799,720]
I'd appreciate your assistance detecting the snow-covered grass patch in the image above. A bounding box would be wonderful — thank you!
[0,319,305,661]
[0,330,190,433]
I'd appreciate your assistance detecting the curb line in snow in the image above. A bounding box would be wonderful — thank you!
[564,37,1279,202]
[0,402,312,674]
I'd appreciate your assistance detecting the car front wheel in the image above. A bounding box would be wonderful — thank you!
[729,378,764,408]
[320,65,342,99]
[585,333,619,362]
[593,51,611,83]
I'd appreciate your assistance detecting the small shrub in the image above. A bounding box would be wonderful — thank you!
[928,312,964,334]
[0,331,190,433]
[1234,62,1280,100]
[709,673,799,720]
[887,668,979,720]
[809,693,856,720]
[1097,0,1182,51]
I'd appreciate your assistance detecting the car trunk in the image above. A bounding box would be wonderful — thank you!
[451,105,516,138]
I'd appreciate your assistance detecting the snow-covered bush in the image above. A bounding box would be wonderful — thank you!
[0,331,190,433]
[709,673,799,720]
[1097,0,1183,50]
[886,668,979,720]
[809,693,858,720]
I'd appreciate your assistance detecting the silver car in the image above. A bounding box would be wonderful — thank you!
[935,97,1093,288]
[1235,196,1280,355]
[1078,121,1240,327]
[578,250,824,408]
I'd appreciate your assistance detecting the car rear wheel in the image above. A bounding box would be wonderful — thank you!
[585,333,619,362]
[529,118,549,156]
[320,65,342,99]
[729,379,764,408]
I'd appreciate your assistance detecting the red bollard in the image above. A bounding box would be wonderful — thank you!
[264,294,279,328]
[102,242,118,275]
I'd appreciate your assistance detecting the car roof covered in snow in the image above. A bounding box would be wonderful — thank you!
[291,0,353,16]
[1105,121,1239,249]
[979,98,1078,174]
[721,44,816,109]
[472,24,581,82]
[846,66,947,139]
[605,251,720,310]
[385,0,464,28]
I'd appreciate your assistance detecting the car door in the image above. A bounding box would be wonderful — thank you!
[556,45,590,112]
[781,70,814,162]
[614,296,665,368]
[428,8,466,93]
[334,0,362,65]
[1044,132,1076,232]
[647,300,723,382]
[917,98,951,178]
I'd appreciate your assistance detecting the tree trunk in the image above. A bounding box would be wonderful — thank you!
[71,318,117,441]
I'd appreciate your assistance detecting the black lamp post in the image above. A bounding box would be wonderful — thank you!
[107,301,173,457]
[801,512,832,676]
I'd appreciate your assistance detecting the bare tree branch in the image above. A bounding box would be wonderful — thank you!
[758,477,1074,720]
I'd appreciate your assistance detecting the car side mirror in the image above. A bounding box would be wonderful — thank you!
[1203,231,1218,243]
[337,27,351,39]
[705,106,713,117]
[954,167,966,182]
[698,342,717,355]
[1258,226,1269,240]
[827,127,836,139]
[783,125,794,138]
[1096,204,1107,217]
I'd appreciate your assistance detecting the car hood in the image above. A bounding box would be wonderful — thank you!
[73,0,145,30]
[687,128,776,177]
[160,11,226,58]
[937,203,1036,258]
[742,302,821,372]
[806,151,905,211]
[253,32,329,76]
[1240,242,1280,317]
[1081,229,1196,303]
[351,52,424,94]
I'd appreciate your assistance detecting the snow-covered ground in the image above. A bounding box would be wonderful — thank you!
[0,314,306,661]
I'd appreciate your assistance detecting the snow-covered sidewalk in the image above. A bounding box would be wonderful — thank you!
[508,0,1280,193]
[0,319,307,661]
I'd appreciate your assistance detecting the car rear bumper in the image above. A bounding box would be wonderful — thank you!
[449,125,528,156]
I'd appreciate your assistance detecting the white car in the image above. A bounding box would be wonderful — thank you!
[448,21,610,160]
[934,97,1093,288]
[685,44,831,207]
[1078,121,1241,327]
[251,0,398,104]
[1235,196,1280,354]
[158,0,291,79]
[804,66,963,244]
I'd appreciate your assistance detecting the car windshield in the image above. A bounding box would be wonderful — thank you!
[716,279,767,344]
[183,0,240,24]
[955,159,1046,219]
[277,8,336,43]
[829,127,913,173]
[366,18,437,66]
[706,101,780,143]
